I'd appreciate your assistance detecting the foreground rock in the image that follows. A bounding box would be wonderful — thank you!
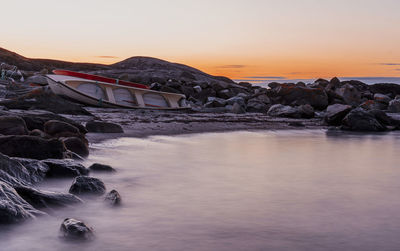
[325,104,352,126]
[267,104,314,118]
[85,121,124,133]
[0,181,45,224]
[60,218,94,240]
[105,189,121,206]
[88,163,116,172]
[0,136,65,160]
[69,176,106,196]
[0,116,28,135]
[43,159,89,178]
[62,137,89,158]
[342,108,386,132]
[14,186,82,210]
[0,154,34,186]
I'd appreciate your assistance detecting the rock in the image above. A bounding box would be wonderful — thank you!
[272,84,328,109]
[229,102,246,114]
[342,108,386,131]
[267,104,300,118]
[193,85,202,93]
[69,176,106,196]
[246,101,269,113]
[204,97,226,108]
[297,104,315,118]
[43,159,88,178]
[369,109,400,127]
[388,98,400,113]
[105,189,121,206]
[149,82,162,91]
[85,121,124,133]
[60,218,94,240]
[29,129,48,138]
[268,82,280,89]
[325,104,352,126]
[238,82,252,88]
[62,137,89,158]
[226,96,246,106]
[0,181,45,224]
[0,116,28,135]
[335,84,362,106]
[374,93,391,104]
[288,121,305,127]
[359,100,387,111]
[369,83,400,97]
[44,120,80,137]
[14,186,82,210]
[12,157,49,184]
[88,163,116,172]
[0,136,65,160]
[0,153,33,186]
[217,89,235,99]
[330,77,341,85]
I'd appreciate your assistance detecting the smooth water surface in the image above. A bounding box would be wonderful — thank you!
[1,130,400,251]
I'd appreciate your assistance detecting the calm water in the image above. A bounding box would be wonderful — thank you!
[1,130,400,251]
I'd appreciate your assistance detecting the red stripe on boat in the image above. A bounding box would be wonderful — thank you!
[53,70,149,89]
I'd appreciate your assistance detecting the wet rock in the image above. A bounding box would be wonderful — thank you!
[14,186,82,210]
[388,97,400,113]
[60,218,94,240]
[44,120,80,137]
[374,93,391,105]
[335,84,361,106]
[0,136,65,160]
[88,163,116,172]
[12,157,49,184]
[325,104,352,126]
[105,189,121,206]
[62,137,89,158]
[85,121,124,133]
[0,153,33,186]
[0,181,45,224]
[43,159,88,178]
[359,100,387,111]
[272,84,329,109]
[267,104,300,118]
[342,108,386,132]
[0,116,28,135]
[369,109,400,128]
[69,176,106,196]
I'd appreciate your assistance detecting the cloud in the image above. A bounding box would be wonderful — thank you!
[95,56,118,59]
[215,65,246,69]
[396,69,400,71]
[244,76,286,79]
[378,63,400,66]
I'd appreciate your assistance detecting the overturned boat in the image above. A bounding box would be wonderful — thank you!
[46,70,189,109]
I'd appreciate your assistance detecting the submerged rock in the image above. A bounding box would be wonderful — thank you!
[342,108,386,132]
[88,163,116,172]
[85,121,124,133]
[69,176,106,196]
[0,116,28,135]
[60,218,94,240]
[43,159,88,178]
[105,189,121,206]
[0,136,65,160]
[0,181,45,224]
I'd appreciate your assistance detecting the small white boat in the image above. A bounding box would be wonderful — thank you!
[45,74,189,110]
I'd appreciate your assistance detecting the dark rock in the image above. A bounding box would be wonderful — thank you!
[14,186,82,210]
[193,88,217,103]
[204,97,226,108]
[43,159,88,178]
[238,82,252,88]
[85,121,124,133]
[297,104,315,118]
[0,154,33,186]
[335,84,361,106]
[150,82,162,91]
[0,116,28,135]
[369,83,400,97]
[268,82,280,89]
[388,97,400,113]
[359,100,388,111]
[325,104,352,126]
[60,218,94,240]
[267,104,300,118]
[342,108,386,131]
[272,84,328,109]
[193,85,202,93]
[217,89,235,99]
[0,136,65,160]
[229,102,246,114]
[88,163,116,172]
[0,181,45,224]
[12,157,49,184]
[105,189,121,206]
[62,137,89,158]
[69,176,106,196]
[369,109,400,127]
[246,101,269,113]
[330,77,341,85]
[29,129,48,138]
[288,121,305,127]
[374,93,391,104]
[226,96,246,106]
[44,120,79,137]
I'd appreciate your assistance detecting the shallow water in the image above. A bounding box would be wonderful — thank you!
[1,130,400,251]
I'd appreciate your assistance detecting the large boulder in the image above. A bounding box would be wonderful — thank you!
[44,120,80,137]
[271,84,328,109]
[62,137,89,158]
[325,104,352,126]
[0,136,65,160]
[342,108,386,132]
[0,181,45,224]
[14,186,82,210]
[0,154,33,186]
[0,116,28,135]
[335,84,361,106]
[85,121,124,133]
[11,157,49,184]
[60,218,94,240]
[43,159,88,178]
[69,176,106,196]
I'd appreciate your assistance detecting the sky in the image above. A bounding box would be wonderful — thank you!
[1,0,400,81]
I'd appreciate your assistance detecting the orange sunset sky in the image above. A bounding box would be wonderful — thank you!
[2,0,400,80]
